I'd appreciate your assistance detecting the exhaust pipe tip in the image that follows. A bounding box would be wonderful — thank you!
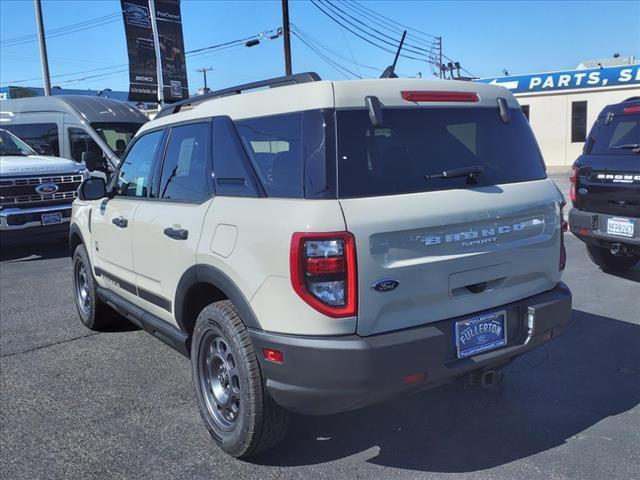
[610,243,627,256]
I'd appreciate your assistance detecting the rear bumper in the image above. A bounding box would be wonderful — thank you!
[569,208,639,252]
[249,282,572,415]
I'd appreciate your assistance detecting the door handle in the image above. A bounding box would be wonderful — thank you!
[112,217,128,228]
[164,227,188,240]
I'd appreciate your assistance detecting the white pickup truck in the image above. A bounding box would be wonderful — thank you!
[0,128,85,243]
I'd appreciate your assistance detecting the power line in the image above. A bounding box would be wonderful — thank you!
[291,30,361,79]
[0,13,121,48]
[350,1,439,40]
[321,0,437,57]
[309,0,435,64]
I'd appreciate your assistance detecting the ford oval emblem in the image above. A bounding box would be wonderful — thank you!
[35,183,59,194]
[372,279,400,292]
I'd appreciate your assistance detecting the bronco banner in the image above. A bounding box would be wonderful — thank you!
[121,0,189,103]
[153,0,189,102]
[121,0,158,102]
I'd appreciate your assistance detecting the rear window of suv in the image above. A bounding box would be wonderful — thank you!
[588,111,640,155]
[336,107,546,198]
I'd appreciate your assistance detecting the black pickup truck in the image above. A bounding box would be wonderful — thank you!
[569,97,640,273]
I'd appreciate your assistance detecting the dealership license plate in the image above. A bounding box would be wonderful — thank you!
[41,212,63,226]
[455,311,507,359]
[606,217,635,238]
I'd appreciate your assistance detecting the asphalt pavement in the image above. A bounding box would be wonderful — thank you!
[1,176,639,480]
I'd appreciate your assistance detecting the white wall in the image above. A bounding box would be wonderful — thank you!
[517,86,640,166]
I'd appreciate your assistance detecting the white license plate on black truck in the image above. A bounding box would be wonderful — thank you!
[606,217,635,238]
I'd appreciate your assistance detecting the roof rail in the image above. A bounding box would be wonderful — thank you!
[155,72,321,119]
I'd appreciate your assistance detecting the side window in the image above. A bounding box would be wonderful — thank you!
[521,105,530,121]
[158,123,210,202]
[68,128,102,162]
[114,130,164,198]
[571,101,587,143]
[4,123,59,156]
[235,112,304,198]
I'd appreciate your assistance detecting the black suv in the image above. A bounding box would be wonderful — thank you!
[569,97,640,272]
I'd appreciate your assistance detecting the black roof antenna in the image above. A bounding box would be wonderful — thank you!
[380,30,407,78]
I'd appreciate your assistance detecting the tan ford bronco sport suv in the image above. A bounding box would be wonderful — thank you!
[70,73,572,458]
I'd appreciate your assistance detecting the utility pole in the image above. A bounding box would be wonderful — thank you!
[196,67,213,93]
[281,0,292,75]
[33,0,51,95]
[436,36,443,79]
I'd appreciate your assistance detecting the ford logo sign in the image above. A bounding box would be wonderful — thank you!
[35,183,59,194]
[372,279,400,292]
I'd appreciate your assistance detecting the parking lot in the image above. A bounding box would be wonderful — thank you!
[1,175,638,480]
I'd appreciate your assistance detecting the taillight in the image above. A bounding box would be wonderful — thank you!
[401,91,479,103]
[623,105,640,114]
[290,232,357,318]
[569,164,578,205]
[559,201,567,271]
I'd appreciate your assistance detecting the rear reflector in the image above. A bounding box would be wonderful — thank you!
[262,348,284,364]
[401,91,479,103]
[403,372,427,385]
[623,106,640,114]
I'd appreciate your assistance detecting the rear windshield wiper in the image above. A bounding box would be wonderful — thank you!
[610,144,640,152]
[425,165,484,184]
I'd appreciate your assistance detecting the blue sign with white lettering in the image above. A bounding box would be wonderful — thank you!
[476,65,640,94]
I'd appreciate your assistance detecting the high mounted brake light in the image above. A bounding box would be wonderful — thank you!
[401,91,479,103]
[623,106,640,114]
[290,232,357,318]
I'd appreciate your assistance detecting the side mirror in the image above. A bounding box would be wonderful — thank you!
[78,177,107,201]
[82,150,108,172]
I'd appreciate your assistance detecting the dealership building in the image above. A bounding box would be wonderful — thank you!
[477,57,640,167]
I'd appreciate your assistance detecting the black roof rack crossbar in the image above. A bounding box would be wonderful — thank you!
[155,72,321,119]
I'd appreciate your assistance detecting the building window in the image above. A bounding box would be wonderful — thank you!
[571,101,587,143]
[521,105,530,121]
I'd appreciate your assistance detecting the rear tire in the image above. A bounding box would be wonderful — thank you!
[72,244,114,330]
[586,245,639,272]
[191,300,288,458]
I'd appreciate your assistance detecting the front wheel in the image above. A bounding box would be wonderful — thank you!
[72,244,115,330]
[191,300,288,458]
[586,245,640,273]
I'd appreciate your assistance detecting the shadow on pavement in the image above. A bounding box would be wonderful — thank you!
[253,309,639,473]
[0,240,69,263]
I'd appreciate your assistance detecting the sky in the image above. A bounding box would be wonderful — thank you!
[1,0,639,94]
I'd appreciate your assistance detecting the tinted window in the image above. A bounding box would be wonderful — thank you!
[91,122,142,158]
[589,112,640,155]
[571,101,587,143]
[0,129,36,156]
[68,128,102,162]
[4,123,59,156]
[336,108,546,198]
[114,130,164,198]
[159,123,210,202]
[235,112,304,197]
[211,117,261,197]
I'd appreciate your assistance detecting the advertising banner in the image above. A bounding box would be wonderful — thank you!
[121,0,158,102]
[154,0,189,102]
[476,64,640,95]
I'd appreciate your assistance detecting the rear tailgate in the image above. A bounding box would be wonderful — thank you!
[341,180,563,336]
[575,159,640,216]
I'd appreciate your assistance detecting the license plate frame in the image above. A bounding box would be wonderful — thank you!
[606,216,635,238]
[41,212,63,226]
[455,311,507,359]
